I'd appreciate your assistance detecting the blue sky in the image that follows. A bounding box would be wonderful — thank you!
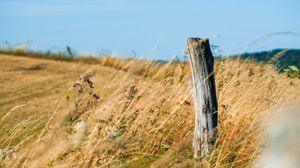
[1,0,299,60]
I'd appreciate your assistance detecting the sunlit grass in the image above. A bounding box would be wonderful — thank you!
[0,53,299,167]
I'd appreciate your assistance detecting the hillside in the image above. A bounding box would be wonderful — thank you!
[237,48,300,72]
[1,48,299,72]
[0,54,299,167]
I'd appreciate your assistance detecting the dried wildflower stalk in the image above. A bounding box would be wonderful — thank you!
[69,73,100,122]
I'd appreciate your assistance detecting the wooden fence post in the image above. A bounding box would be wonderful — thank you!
[187,38,218,159]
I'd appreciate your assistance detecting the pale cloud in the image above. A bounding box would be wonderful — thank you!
[0,0,130,16]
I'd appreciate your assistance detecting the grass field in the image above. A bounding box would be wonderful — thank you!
[0,54,299,167]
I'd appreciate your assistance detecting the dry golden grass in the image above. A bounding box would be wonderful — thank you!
[0,54,299,168]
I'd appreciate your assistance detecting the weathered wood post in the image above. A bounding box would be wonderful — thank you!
[187,38,218,159]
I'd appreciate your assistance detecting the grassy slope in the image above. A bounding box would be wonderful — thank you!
[0,54,299,167]
[0,55,126,164]
[238,48,300,71]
